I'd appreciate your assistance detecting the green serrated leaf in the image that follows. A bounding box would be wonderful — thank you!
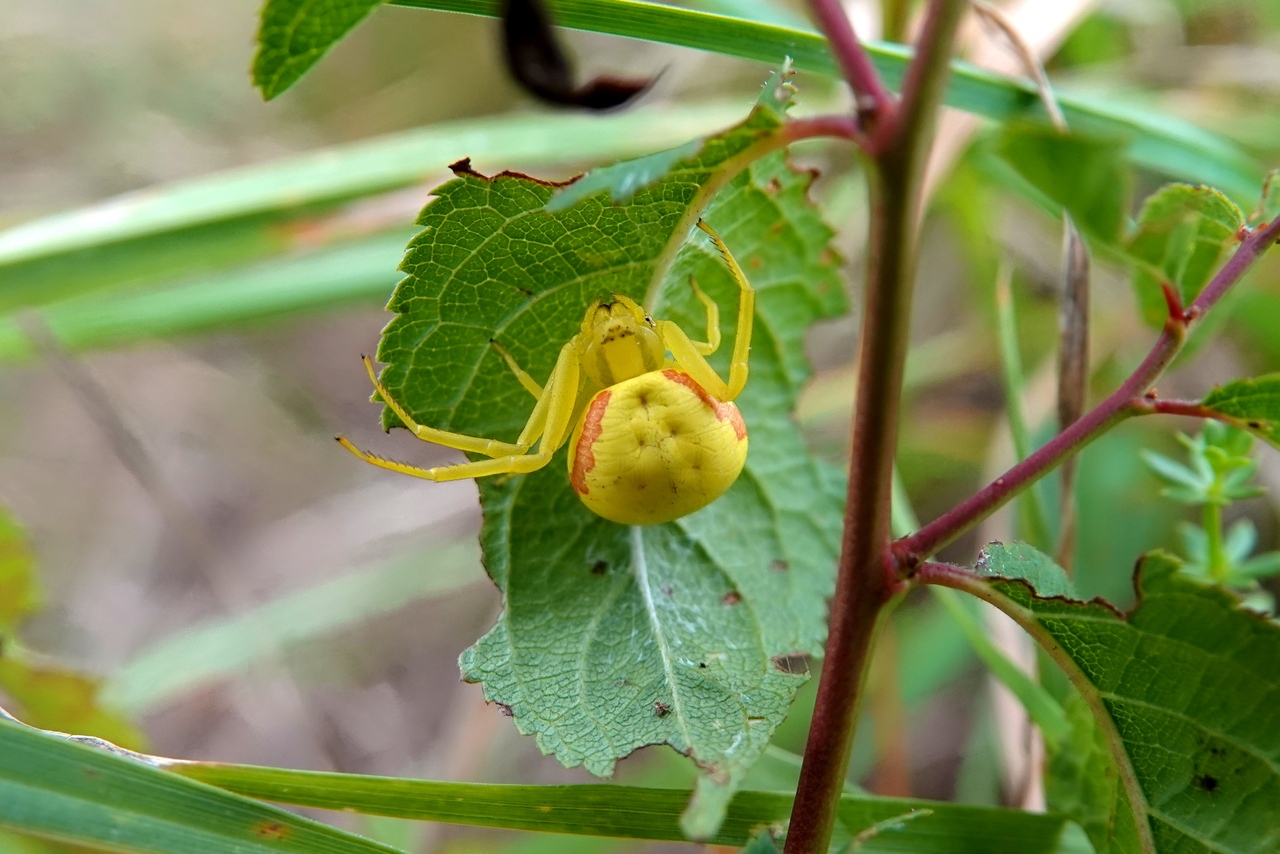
[931,587,1069,747]
[0,720,405,854]
[547,61,796,214]
[253,0,386,100]
[373,96,842,838]
[962,543,1280,853]
[996,123,1130,241]
[547,139,707,212]
[0,510,40,638]
[1201,374,1280,449]
[1046,692,1141,854]
[1129,184,1246,326]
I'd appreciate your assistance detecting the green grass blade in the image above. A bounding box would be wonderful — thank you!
[102,541,480,715]
[174,763,1093,852]
[0,232,410,362]
[930,587,1070,747]
[0,721,404,854]
[392,0,1260,198]
[0,103,747,310]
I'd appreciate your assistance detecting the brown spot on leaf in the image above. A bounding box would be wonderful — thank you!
[495,703,514,717]
[661,584,674,598]
[590,560,608,575]
[722,590,742,606]
[654,701,671,717]
[253,821,291,841]
[1194,773,1219,793]
[770,559,789,573]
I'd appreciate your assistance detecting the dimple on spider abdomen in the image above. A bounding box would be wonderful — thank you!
[568,369,748,526]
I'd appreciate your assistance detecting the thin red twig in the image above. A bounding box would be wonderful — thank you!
[806,0,896,132]
[896,216,1280,563]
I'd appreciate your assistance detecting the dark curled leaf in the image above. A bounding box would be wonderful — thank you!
[501,0,652,110]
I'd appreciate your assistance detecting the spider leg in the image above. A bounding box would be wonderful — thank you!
[339,342,581,481]
[358,355,529,457]
[659,221,755,402]
[685,277,720,356]
[491,339,543,398]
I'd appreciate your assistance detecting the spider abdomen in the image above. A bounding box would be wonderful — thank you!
[568,369,748,525]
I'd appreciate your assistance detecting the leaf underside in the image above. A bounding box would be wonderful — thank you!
[1201,374,1280,449]
[254,0,386,100]
[975,543,1280,854]
[374,91,844,837]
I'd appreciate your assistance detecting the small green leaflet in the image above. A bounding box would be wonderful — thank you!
[1201,375,1280,449]
[964,542,1280,854]
[254,0,386,100]
[1129,183,1246,326]
[374,80,843,839]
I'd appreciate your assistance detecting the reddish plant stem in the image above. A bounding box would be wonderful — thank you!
[897,216,1280,563]
[806,0,896,133]
[1142,399,1219,419]
[781,114,864,147]
[784,3,966,853]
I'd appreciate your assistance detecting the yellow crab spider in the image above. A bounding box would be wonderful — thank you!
[338,220,754,526]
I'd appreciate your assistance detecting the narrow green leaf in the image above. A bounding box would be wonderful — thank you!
[0,104,746,315]
[374,94,842,838]
[1201,375,1280,450]
[993,269,1054,551]
[930,587,1070,747]
[0,509,40,637]
[957,543,1280,854]
[996,124,1130,242]
[1129,184,1247,326]
[174,762,1095,852]
[0,720,405,854]
[102,541,480,715]
[254,0,386,100]
[391,0,1262,198]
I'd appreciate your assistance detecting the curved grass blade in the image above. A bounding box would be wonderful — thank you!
[0,720,404,854]
[174,762,1094,853]
[391,0,1260,198]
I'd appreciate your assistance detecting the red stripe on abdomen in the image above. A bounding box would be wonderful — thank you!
[570,390,612,495]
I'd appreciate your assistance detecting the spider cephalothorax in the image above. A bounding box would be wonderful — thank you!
[339,220,755,525]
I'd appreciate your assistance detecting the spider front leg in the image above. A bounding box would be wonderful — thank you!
[659,220,755,402]
[337,343,581,481]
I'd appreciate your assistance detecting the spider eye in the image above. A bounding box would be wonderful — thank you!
[644,315,654,326]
